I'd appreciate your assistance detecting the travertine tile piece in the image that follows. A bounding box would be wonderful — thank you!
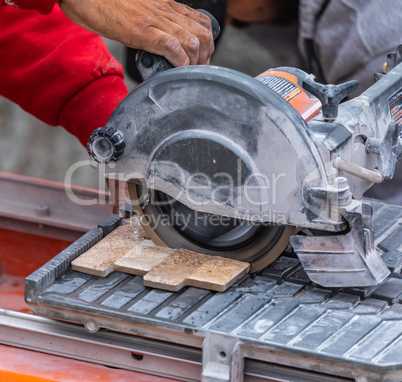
[143,249,210,290]
[144,249,250,292]
[187,257,250,291]
[115,240,176,275]
[71,224,142,276]
[73,228,250,292]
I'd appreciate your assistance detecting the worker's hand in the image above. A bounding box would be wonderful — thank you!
[58,0,214,66]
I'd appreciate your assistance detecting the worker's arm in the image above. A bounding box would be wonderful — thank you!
[0,6,128,147]
[1,0,214,66]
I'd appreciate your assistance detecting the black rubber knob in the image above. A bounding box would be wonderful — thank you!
[87,127,125,163]
[303,79,359,120]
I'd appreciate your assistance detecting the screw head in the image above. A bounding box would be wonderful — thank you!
[86,320,98,333]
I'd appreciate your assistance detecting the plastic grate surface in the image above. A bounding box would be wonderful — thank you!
[27,200,402,375]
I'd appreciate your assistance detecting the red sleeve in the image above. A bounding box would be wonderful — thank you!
[1,0,56,15]
[0,6,129,147]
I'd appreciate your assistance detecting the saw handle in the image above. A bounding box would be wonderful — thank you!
[302,79,358,121]
[136,9,220,81]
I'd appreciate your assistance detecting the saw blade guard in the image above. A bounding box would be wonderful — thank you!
[95,66,331,229]
[87,48,402,285]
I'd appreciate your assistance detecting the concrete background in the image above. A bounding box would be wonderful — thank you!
[0,20,400,203]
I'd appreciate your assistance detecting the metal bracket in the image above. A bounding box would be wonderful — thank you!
[366,121,402,179]
[202,333,244,382]
[306,120,352,151]
[291,198,390,287]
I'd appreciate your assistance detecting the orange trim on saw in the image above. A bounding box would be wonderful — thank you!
[257,70,322,121]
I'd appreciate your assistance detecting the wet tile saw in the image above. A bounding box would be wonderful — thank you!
[87,21,402,288]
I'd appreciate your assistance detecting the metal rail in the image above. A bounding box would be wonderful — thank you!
[0,308,202,381]
[0,308,355,382]
[0,172,111,241]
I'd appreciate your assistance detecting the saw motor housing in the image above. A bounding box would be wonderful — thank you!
[88,46,402,288]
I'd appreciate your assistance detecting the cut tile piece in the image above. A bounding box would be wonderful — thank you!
[72,232,250,292]
[71,224,142,276]
[115,240,176,275]
[144,249,250,292]
[186,256,250,291]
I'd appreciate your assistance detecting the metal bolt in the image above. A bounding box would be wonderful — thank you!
[333,176,348,188]
[35,205,49,217]
[86,320,98,333]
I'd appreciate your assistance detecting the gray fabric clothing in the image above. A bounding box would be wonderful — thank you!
[298,0,328,41]
[298,0,402,202]
[299,0,402,94]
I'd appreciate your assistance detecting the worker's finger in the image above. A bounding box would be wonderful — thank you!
[170,1,212,31]
[167,18,213,65]
[171,27,200,65]
[151,19,203,65]
[138,26,191,67]
[166,4,214,64]
[197,32,214,65]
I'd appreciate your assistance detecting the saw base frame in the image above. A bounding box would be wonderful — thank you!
[24,199,402,382]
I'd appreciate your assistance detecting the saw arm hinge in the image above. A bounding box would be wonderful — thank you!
[292,177,390,287]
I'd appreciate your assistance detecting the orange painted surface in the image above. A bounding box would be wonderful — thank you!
[257,70,322,121]
[0,227,71,313]
[0,275,29,313]
[0,227,71,277]
[0,345,179,382]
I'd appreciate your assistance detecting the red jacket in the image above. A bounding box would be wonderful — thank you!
[2,0,56,15]
[0,3,129,147]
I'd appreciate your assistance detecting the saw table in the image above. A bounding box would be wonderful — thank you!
[10,198,402,382]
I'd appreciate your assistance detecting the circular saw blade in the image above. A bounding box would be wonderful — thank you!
[129,184,295,272]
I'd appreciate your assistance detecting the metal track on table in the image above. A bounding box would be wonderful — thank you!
[18,200,402,381]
